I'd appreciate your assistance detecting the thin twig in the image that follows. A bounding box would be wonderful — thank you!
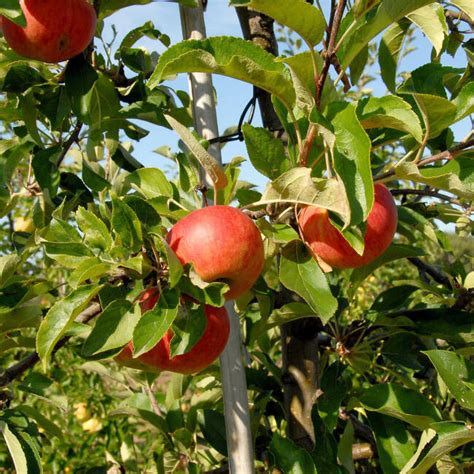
[55,121,83,167]
[374,138,474,182]
[0,303,101,388]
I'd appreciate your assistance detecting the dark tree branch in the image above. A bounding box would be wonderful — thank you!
[445,9,473,28]
[408,258,454,290]
[0,303,101,388]
[316,0,347,108]
[390,188,463,206]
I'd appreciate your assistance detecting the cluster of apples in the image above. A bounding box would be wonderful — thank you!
[119,184,397,375]
[1,0,97,63]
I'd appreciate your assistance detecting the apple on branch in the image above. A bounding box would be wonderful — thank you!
[1,0,96,63]
[298,183,398,269]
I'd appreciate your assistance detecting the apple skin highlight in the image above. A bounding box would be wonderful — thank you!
[1,0,96,63]
[298,184,398,269]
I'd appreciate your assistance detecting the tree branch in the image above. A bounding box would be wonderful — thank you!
[0,302,101,388]
[390,188,463,206]
[445,9,473,29]
[408,258,454,290]
[56,121,83,167]
[374,138,474,182]
[300,0,347,166]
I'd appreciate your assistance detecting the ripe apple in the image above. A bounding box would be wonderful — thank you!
[166,205,264,300]
[1,0,96,63]
[116,288,230,375]
[298,183,397,269]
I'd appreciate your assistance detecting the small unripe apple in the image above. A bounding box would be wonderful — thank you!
[1,0,96,63]
[166,205,264,299]
[298,183,397,269]
[116,288,230,375]
[14,216,34,233]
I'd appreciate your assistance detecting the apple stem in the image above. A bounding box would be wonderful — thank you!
[179,3,255,473]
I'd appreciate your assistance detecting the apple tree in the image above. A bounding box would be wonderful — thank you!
[0,0,473,472]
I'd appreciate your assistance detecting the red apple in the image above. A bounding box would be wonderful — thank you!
[298,183,397,269]
[116,288,230,375]
[166,205,264,300]
[1,0,96,63]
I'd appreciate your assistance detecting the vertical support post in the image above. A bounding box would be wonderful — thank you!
[179,3,255,473]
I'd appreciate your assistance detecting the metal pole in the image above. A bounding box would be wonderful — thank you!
[179,3,255,473]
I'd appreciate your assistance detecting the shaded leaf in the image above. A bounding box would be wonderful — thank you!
[280,241,337,323]
[359,383,442,429]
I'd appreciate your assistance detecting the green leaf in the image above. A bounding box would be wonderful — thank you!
[359,383,442,429]
[453,82,474,122]
[153,236,183,289]
[169,304,206,358]
[65,54,99,115]
[198,410,228,456]
[228,0,325,47]
[36,285,101,370]
[403,422,474,474]
[385,308,474,345]
[123,167,173,199]
[318,363,350,432]
[394,158,474,199]
[132,289,180,357]
[242,124,291,179]
[350,244,425,290]
[76,206,113,252]
[331,102,373,225]
[367,413,416,474]
[448,0,474,21]
[2,64,46,94]
[340,0,435,69]
[15,406,63,438]
[82,159,110,192]
[0,254,20,288]
[42,242,95,268]
[164,114,228,190]
[1,422,42,474]
[149,36,295,110]
[423,350,474,411]
[270,432,317,474]
[257,168,350,225]
[404,93,457,139]
[111,196,143,253]
[279,240,337,323]
[0,0,26,26]
[19,92,43,147]
[357,95,423,142]
[82,300,139,357]
[337,420,355,474]
[378,20,411,92]
[69,258,114,289]
[178,272,228,308]
[406,4,448,56]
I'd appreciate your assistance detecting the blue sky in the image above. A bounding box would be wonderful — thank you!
[103,2,472,189]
